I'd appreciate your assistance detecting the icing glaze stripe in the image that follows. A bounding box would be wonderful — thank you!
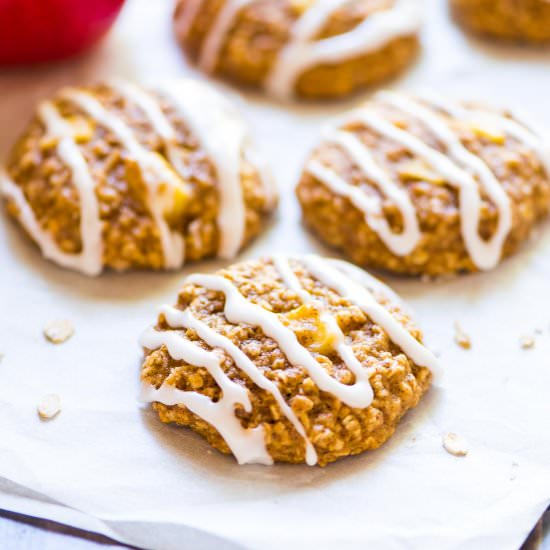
[266,0,421,98]
[327,258,410,314]
[272,254,374,401]
[186,272,374,408]
[39,102,104,276]
[377,91,512,270]
[140,326,272,465]
[302,254,441,375]
[159,304,318,465]
[418,90,550,178]
[61,88,186,270]
[106,78,191,199]
[198,0,254,73]
[1,101,103,276]
[308,127,420,256]
[182,0,421,99]
[158,80,247,259]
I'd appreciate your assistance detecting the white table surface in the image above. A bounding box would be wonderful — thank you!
[0,508,548,549]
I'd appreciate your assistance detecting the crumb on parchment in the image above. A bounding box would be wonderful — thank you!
[37,394,62,419]
[443,432,469,457]
[44,320,74,344]
[454,322,471,350]
[520,335,535,349]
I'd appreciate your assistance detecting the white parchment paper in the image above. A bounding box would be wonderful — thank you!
[1,0,550,548]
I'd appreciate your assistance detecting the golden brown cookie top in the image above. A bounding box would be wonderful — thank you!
[140,255,437,466]
[2,79,276,274]
[450,0,550,43]
[299,90,550,274]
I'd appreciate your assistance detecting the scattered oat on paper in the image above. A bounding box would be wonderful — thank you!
[520,335,535,349]
[443,433,469,457]
[37,394,62,419]
[44,320,74,344]
[454,322,472,349]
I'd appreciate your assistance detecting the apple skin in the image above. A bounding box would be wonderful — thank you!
[0,0,126,66]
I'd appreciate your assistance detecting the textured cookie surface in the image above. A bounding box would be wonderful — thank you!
[451,0,550,42]
[140,255,436,466]
[2,79,276,275]
[297,90,550,276]
[174,0,421,100]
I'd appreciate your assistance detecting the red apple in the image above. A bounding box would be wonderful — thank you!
[0,0,126,66]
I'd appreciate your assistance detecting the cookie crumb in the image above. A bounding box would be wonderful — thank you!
[37,394,62,419]
[44,320,74,344]
[442,432,468,457]
[454,322,471,349]
[520,335,535,349]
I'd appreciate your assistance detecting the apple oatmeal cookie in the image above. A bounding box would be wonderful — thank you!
[140,255,437,466]
[2,78,276,274]
[296,90,550,276]
[174,0,421,100]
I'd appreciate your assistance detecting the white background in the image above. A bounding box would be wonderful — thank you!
[0,0,549,548]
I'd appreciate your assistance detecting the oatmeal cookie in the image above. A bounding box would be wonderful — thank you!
[296,90,550,276]
[2,78,276,275]
[140,255,437,466]
[174,0,421,100]
[450,0,550,42]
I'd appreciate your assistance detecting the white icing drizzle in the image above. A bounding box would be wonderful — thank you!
[181,0,421,99]
[61,88,186,270]
[158,304,318,465]
[327,257,410,314]
[308,127,420,256]
[307,89,549,270]
[140,325,272,465]
[1,102,103,275]
[158,80,248,259]
[302,255,441,375]
[376,90,513,270]
[418,90,550,178]
[106,78,190,181]
[266,0,421,99]
[140,255,439,465]
[186,272,373,408]
[271,254,374,403]
[198,0,254,73]
[109,78,276,259]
